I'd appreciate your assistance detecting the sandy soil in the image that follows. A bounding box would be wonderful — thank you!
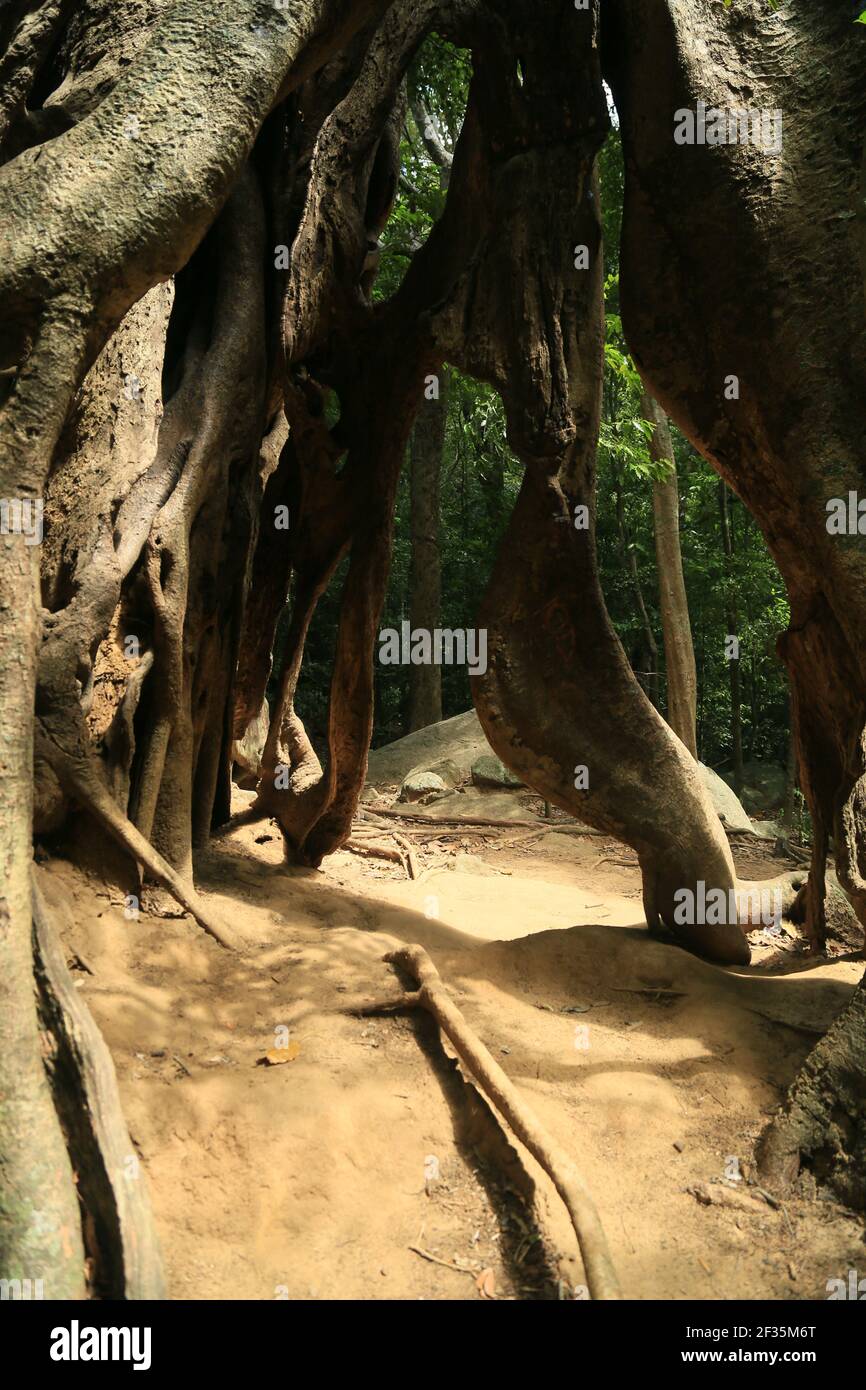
[39,787,865,1301]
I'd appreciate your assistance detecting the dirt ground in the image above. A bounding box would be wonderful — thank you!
[39,785,865,1301]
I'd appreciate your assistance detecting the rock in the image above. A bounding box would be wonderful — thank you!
[698,763,754,833]
[471,754,523,789]
[751,819,784,840]
[366,710,490,785]
[391,786,529,822]
[689,1182,769,1215]
[399,771,448,803]
[404,757,462,789]
[233,698,270,777]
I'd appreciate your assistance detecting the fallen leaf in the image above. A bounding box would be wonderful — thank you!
[261,1042,301,1066]
[476,1267,496,1300]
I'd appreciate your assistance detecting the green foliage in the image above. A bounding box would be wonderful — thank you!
[408,32,472,139]
[374,35,470,301]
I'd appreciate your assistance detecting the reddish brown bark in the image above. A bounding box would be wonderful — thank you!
[606,0,866,1196]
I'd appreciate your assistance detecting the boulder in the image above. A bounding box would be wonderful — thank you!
[415,757,462,788]
[470,753,523,788]
[399,770,448,803]
[393,786,529,822]
[698,763,754,833]
[366,710,490,785]
[751,819,785,841]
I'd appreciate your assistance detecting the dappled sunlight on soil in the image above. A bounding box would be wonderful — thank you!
[39,801,864,1300]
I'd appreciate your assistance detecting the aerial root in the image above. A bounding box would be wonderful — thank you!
[346,942,622,1300]
[40,731,241,951]
[32,870,167,1297]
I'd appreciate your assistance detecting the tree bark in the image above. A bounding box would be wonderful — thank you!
[644,390,697,757]
[245,0,444,863]
[718,480,743,793]
[606,0,866,1192]
[422,3,748,964]
[0,531,85,1297]
[33,870,165,1298]
[758,975,866,1211]
[781,703,798,834]
[0,0,388,1286]
[408,371,448,731]
[612,460,659,708]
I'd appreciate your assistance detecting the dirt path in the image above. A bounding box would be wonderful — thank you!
[41,799,864,1301]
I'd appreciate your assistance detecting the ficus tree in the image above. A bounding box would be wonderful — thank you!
[0,0,864,1295]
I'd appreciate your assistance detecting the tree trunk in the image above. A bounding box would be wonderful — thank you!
[781,712,798,834]
[408,369,448,730]
[404,69,454,735]
[606,0,866,1193]
[718,480,744,793]
[613,463,659,709]
[644,390,697,756]
[244,0,443,864]
[0,0,391,1289]
[420,4,748,965]
[758,975,866,1211]
[33,870,165,1298]
[0,532,85,1297]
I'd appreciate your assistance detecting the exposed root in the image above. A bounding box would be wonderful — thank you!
[368,807,584,831]
[344,833,420,879]
[32,869,166,1297]
[359,943,622,1300]
[345,837,409,874]
[735,871,806,926]
[341,990,421,1016]
[40,731,241,951]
